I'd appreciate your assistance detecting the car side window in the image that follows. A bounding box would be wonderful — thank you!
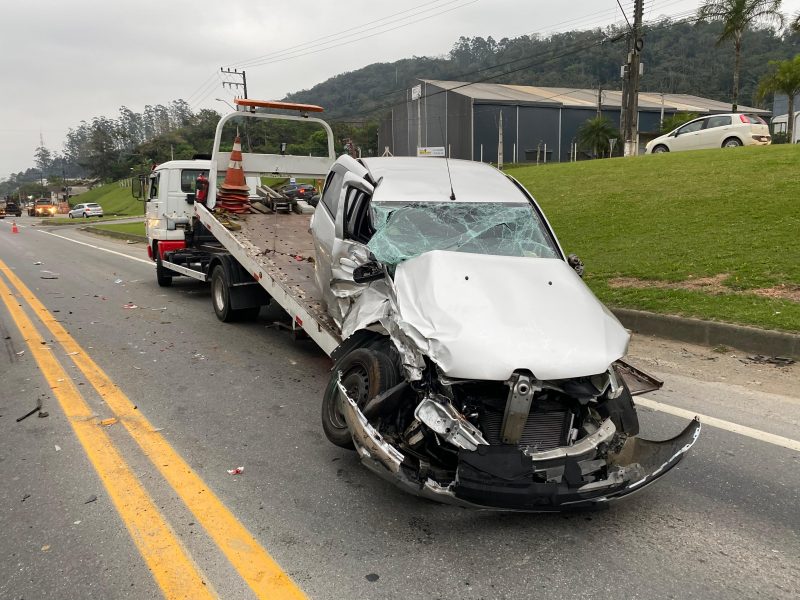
[707,116,731,129]
[321,170,344,217]
[343,186,373,244]
[677,120,705,135]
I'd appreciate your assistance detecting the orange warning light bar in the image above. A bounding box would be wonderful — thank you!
[234,98,324,112]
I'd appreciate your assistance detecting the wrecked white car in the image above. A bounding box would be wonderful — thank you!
[310,155,700,510]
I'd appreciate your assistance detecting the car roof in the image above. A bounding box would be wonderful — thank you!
[361,157,527,204]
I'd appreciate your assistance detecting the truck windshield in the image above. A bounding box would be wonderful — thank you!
[368,201,559,266]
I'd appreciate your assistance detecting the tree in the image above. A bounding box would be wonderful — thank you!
[756,54,800,141]
[791,12,799,32]
[577,116,619,158]
[697,0,784,111]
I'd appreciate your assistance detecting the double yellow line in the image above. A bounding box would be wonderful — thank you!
[0,258,306,600]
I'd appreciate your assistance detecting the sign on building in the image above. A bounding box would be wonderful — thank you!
[417,146,446,157]
[411,84,422,101]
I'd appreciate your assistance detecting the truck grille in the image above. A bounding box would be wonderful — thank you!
[480,409,571,451]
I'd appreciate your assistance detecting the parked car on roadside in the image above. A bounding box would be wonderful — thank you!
[68,202,104,218]
[645,113,771,154]
[279,183,316,201]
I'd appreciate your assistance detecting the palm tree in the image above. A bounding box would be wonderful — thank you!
[756,54,800,141]
[577,117,619,158]
[697,0,784,111]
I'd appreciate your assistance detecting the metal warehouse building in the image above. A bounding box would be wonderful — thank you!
[378,79,769,162]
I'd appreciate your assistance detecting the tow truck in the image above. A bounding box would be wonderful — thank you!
[147,99,699,511]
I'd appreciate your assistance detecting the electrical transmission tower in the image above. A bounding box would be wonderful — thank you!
[220,68,248,99]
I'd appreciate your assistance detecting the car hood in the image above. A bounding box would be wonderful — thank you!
[392,251,630,381]
[646,133,670,149]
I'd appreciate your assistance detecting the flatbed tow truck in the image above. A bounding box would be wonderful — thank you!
[147,98,341,354]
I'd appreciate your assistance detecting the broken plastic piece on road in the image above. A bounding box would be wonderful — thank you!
[84,495,97,504]
[227,466,244,475]
[122,303,138,309]
[99,417,118,427]
[15,350,25,356]
[37,411,49,418]
[33,261,42,265]
[22,494,31,502]
[54,445,61,451]
[742,355,795,366]
[114,279,123,284]
[66,351,78,356]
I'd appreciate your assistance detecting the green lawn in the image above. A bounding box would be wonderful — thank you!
[92,222,146,237]
[506,144,800,332]
[69,181,144,216]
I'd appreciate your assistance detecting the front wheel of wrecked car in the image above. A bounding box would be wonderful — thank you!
[322,348,398,449]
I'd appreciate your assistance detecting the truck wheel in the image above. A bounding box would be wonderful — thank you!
[321,348,399,449]
[156,252,173,287]
[211,265,236,322]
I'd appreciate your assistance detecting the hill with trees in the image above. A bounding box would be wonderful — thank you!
[3,17,798,196]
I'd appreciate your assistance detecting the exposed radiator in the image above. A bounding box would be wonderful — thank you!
[480,409,571,451]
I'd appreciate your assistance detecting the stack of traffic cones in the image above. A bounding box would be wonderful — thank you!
[11,220,19,233]
[215,134,251,214]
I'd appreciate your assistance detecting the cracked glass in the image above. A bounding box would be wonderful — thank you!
[367,202,559,266]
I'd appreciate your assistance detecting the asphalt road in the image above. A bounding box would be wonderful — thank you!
[1,215,799,600]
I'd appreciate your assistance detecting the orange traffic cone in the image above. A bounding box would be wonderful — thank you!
[11,220,19,233]
[216,134,251,214]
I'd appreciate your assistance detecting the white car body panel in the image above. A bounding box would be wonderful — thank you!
[393,251,630,381]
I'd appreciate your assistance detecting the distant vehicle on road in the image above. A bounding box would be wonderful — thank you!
[28,198,57,217]
[279,183,316,200]
[645,113,771,154]
[68,202,104,218]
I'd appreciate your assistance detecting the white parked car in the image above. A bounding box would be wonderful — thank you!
[645,113,771,154]
[68,202,104,218]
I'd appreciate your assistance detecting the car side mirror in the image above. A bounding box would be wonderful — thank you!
[353,261,384,284]
[567,254,584,278]
[185,193,195,204]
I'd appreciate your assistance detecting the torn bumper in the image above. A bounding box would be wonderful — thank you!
[338,381,701,511]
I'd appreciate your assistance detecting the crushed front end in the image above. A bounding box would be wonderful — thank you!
[336,361,700,511]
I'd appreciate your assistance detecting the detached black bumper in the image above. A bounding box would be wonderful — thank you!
[454,419,701,510]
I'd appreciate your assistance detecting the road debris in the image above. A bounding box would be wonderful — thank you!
[15,350,25,356]
[114,278,123,284]
[41,545,50,552]
[16,397,43,422]
[54,445,61,451]
[22,494,30,502]
[33,261,42,265]
[99,417,118,427]
[40,270,59,279]
[741,355,795,366]
[226,466,244,475]
[37,411,49,418]
[365,574,380,582]
[122,303,138,309]
[84,495,97,504]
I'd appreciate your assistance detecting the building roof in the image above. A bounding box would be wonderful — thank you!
[421,80,769,115]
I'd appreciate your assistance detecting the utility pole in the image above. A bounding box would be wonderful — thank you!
[497,111,504,169]
[597,87,603,117]
[220,68,248,99]
[621,0,644,157]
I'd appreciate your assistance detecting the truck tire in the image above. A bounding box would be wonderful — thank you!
[321,348,399,449]
[210,264,262,322]
[156,252,173,287]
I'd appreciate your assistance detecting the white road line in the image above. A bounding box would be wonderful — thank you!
[637,395,800,452]
[37,229,154,266]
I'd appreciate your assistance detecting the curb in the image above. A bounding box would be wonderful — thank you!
[612,308,800,359]
[82,226,147,243]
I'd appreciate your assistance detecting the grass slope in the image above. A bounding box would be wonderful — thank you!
[506,145,800,332]
[70,182,143,216]
[93,222,146,237]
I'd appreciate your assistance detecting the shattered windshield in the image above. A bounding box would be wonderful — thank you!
[367,202,559,266]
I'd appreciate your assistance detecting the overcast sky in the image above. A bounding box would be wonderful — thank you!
[1,0,798,180]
